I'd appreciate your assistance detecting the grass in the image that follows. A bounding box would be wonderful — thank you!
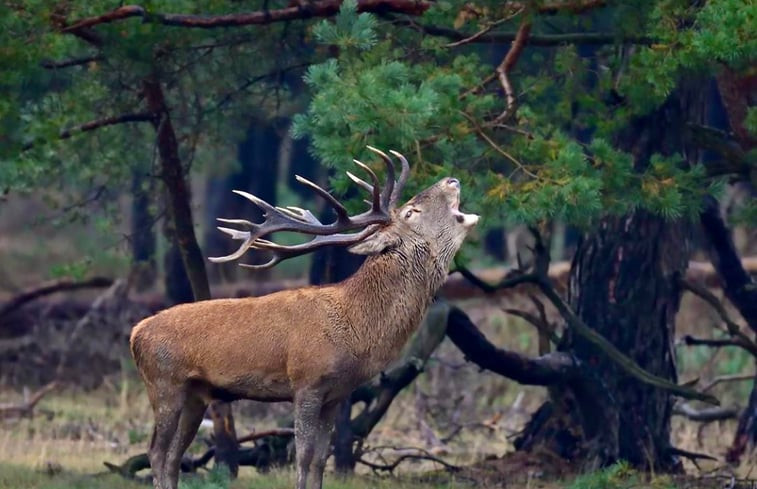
[0,464,464,489]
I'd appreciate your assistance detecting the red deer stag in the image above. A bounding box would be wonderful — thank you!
[130,147,479,489]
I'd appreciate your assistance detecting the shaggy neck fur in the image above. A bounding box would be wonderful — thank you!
[337,235,452,371]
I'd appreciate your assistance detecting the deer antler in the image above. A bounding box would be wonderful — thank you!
[208,147,410,269]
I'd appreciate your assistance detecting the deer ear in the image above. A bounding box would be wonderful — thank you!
[348,230,400,255]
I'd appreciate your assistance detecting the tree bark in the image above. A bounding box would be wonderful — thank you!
[142,74,210,302]
[517,81,705,470]
[143,73,239,473]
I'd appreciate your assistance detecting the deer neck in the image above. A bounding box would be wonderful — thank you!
[338,239,447,366]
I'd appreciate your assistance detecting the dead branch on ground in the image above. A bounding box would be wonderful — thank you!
[357,446,460,474]
[0,277,113,322]
[673,402,740,422]
[0,381,60,420]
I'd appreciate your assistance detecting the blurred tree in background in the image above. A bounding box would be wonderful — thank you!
[0,0,754,474]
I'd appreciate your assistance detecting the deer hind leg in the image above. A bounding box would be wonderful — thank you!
[147,384,184,489]
[309,401,338,489]
[294,389,324,489]
[164,395,207,489]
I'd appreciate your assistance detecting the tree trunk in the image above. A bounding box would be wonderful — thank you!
[130,169,157,291]
[143,73,238,474]
[518,81,705,470]
[142,75,210,302]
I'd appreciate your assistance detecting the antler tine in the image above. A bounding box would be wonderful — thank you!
[366,145,396,209]
[388,150,410,207]
[208,227,254,263]
[294,175,350,222]
[352,159,382,211]
[276,206,322,225]
[345,171,373,193]
[239,226,379,270]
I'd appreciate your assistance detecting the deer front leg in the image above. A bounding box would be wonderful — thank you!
[294,390,323,489]
[309,401,339,489]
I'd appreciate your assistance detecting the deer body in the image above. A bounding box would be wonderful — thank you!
[131,148,478,489]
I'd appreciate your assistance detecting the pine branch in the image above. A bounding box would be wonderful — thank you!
[40,55,103,69]
[22,112,156,151]
[62,1,432,33]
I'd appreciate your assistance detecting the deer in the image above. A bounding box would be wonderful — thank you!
[129,146,479,489]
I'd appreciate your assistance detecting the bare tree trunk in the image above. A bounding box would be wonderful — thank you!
[130,169,157,291]
[142,73,238,474]
[142,74,210,302]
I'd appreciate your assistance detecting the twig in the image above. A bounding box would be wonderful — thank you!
[680,277,755,345]
[504,299,561,348]
[444,8,524,48]
[666,446,718,470]
[682,335,757,358]
[458,111,539,178]
[702,373,755,393]
[357,449,460,473]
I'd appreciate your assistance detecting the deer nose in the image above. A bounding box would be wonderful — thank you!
[447,178,460,189]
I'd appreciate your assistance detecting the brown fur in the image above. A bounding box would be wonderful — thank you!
[130,177,478,489]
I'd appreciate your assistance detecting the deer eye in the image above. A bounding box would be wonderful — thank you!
[405,209,413,219]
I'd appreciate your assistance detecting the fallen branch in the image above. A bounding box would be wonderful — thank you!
[236,428,294,444]
[104,427,294,479]
[0,277,113,322]
[666,446,718,470]
[357,451,459,473]
[0,381,60,420]
[446,306,577,385]
[673,402,740,422]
